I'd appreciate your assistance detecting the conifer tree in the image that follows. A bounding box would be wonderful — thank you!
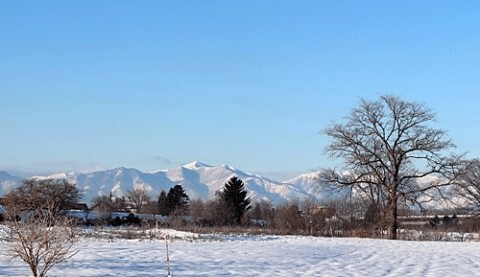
[166,185,190,215]
[157,190,168,216]
[221,176,251,225]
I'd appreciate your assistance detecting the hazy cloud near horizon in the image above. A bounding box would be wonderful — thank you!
[152,156,174,167]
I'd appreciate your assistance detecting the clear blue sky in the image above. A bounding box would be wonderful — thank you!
[1,1,479,179]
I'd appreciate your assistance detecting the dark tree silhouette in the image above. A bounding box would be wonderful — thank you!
[157,190,168,216]
[221,176,251,225]
[166,185,190,215]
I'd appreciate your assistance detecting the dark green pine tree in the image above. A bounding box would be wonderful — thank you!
[157,190,168,216]
[222,176,251,225]
[166,185,190,215]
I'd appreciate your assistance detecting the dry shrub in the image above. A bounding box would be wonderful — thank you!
[6,213,78,277]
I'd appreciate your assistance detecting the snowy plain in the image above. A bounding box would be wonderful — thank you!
[1,229,480,277]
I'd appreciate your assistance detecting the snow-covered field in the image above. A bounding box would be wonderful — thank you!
[1,229,480,277]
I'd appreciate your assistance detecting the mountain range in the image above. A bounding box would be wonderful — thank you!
[0,170,23,197]
[0,161,339,205]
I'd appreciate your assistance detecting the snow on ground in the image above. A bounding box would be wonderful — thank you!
[1,229,480,276]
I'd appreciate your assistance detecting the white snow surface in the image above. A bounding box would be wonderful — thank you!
[1,229,479,276]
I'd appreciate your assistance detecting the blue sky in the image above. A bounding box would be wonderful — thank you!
[1,1,479,179]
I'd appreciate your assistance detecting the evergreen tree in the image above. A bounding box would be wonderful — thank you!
[166,185,190,215]
[222,176,251,225]
[157,190,168,216]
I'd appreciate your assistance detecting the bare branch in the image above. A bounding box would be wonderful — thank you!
[319,95,463,239]
[4,179,80,277]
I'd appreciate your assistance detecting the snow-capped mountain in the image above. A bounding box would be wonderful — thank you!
[0,171,23,196]
[283,172,350,201]
[19,161,324,204]
[0,162,472,210]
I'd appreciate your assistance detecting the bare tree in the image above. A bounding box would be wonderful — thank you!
[301,198,319,235]
[6,212,78,277]
[6,178,80,220]
[91,195,115,213]
[203,193,231,227]
[126,187,151,213]
[274,201,305,233]
[4,179,80,277]
[248,200,274,228]
[321,95,464,239]
[456,159,480,212]
[258,200,275,229]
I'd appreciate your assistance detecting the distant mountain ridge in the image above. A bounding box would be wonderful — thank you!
[0,162,329,204]
[0,170,23,197]
[0,162,469,210]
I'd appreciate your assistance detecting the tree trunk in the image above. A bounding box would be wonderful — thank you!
[386,193,398,240]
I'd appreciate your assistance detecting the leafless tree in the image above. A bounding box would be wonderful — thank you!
[199,193,231,227]
[6,212,78,277]
[456,159,480,213]
[4,179,80,277]
[321,95,464,239]
[91,195,115,213]
[248,200,275,228]
[274,201,305,233]
[301,198,320,235]
[141,200,160,215]
[258,200,275,228]
[189,199,207,224]
[5,178,80,220]
[126,187,151,213]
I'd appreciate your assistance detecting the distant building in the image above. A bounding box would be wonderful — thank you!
[71,203,89,211]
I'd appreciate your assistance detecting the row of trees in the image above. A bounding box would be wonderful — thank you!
[88,176,252,226]
[0,176,252,276]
